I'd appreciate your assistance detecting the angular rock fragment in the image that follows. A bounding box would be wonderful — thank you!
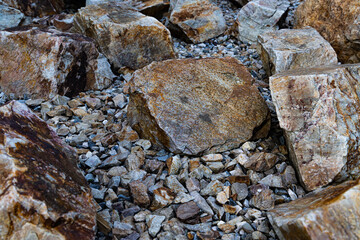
[271,64,360,191]
[126,57,270,155]
[1,0,64,17]
[268,180,360,240]
[0,25,114,99]
[129,180,150,207]
[258,27,338,76]
[0,101,96,239]
[0,4,24,30]
[169,0,226,43]
[176,201,200,223]
[74,3,175,70]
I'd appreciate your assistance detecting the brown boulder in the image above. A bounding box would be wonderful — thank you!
[0,25,114,100]
[0,101,96,239]
[1,0,64,17]
[295,0,360,63]
[126,57,270,155]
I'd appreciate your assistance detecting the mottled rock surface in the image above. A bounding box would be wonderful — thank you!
[74,3,175,70]
[295,0,360,63]
[236,0,289,43]
[169,0,226,43]
[270,64,360,191]
[1,0,64,17]
[258,27,338,76]
[0,4,24,30]
[268,179,360,240]
[126,57,270,155]
[0,25,114,99]
[0,101,96,239]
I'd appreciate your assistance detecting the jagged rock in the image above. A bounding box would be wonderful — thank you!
[241,152,278,172]
[1,0,64,17]
[0,25,114,99]
[129,180,150,207]
[0,101,96,239]
[74,3,175,70]
[268,179,360,240]
[126,57,270,155]
[0,4,24,30]
[258,27,338,76]
[176,201,200,222]
[150,187,176,210]
[295,0,360,63]
[270,64,360,191]
[169,0,226,43]
[236,0,289,43]
[146,215,166,237]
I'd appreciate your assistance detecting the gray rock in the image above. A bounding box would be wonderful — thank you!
[165,175,188,194]
[190,191,214,215]
[231,183,248,200]
[146,215,166,237]
[0,4,24,30]
[258,174,284,188]
[200,180,224,196]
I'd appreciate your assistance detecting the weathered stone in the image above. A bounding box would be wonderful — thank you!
[236,0,289,43]
[0,25,114,99]
[74,3,175,70]
[268,179,360,240]
[0,101,95,239]
[169,0,226,43]
[176,201,200,222]
[242,152,278,172]
[231,182,248,201]
[258,27,338,76]
[270,64,360,191]
[165,175,188,194]
[190,191,214,216]
[250,185,275,210]
[125,146,145,171]
[129,180,150,207]
[200,180,224,196]
[126,57,270,155]
[113,221,134,237]
[0,4,24,30]
[146,215,166,237]
[167,155,182,175]
[295,0,360,63]
[258,174,284,188]
[150,187,176,210]
[1,0,64,17]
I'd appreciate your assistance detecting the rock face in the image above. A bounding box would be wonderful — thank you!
[236,0,289,44]
[258,27,338,76]
[0,25,114,100]
[169,0,226,43]
[0,101,96,239]
[0,0,64,17]
[268,179,360,240]
[0,4,24,30]
[126,57,270,155]
[295,0,360,63]
[270,64,360,191]
[74,3,175,70]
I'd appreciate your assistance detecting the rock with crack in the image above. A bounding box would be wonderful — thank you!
[0,3,24,30]
[74,3,175,70]
[0,25,114,100]
[0,0,64,17]
[0,101,96,239]
[268,179,360,240]
[270,64,360,191]
[126,57,270,155]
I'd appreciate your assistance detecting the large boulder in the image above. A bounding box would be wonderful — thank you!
[270,64,360,191]
[295,0,360,63]
[258,27,338,76]
[236,0,289,44]
[0,25,114,100]
[0,3,24,30]
[0,0,64,17]
[74,3,175,70]
[0,101,96,239]
[268,179,360,240]
[126,57,270,155]
[169,0,226,43]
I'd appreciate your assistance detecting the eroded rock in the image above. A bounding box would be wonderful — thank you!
[0,3,24,30]
[1,0,64,17]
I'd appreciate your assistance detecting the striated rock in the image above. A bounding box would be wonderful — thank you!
[74,3,175,70]
[126,57,270,155]
[268,179,360,240]
[236,0,289,43]
[0,25,114,99]
[258,27,338,76]
[169,0,226,43]
[1,0,64,17]
[295,0,360,63]
[270,64,360,191]
[0,101,96,239]
[0,4,24,30]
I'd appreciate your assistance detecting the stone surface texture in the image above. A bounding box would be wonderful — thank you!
[270,64,360,191]
[0,3,24,30]
[236,0,289,43]
[0,101,96,239]
[258,27,338,76]
[295,0,360,63]
[0,25,114,99]
[74,3,175,70]
[268,179,360,240]
[126,57,270,155]
[169,0,226,43]
[0,0,64,17]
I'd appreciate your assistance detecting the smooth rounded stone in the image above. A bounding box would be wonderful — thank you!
[271,64,360,191]
[129,180,150,207]
[0,4,24,30]
[295,0,360,63]
[126,57,270,155]
[0,26,114,99]
[236,0,289,43]
[258,27,338,76]
[268,179,360,240]
[169,0,226,43]
[0,101,96,239]
[146,215,166,237]
[176,201,200,222]
[258,174,284,188]
[1,0,64,17]
[74,3,175,70]
[231,182,248,201]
